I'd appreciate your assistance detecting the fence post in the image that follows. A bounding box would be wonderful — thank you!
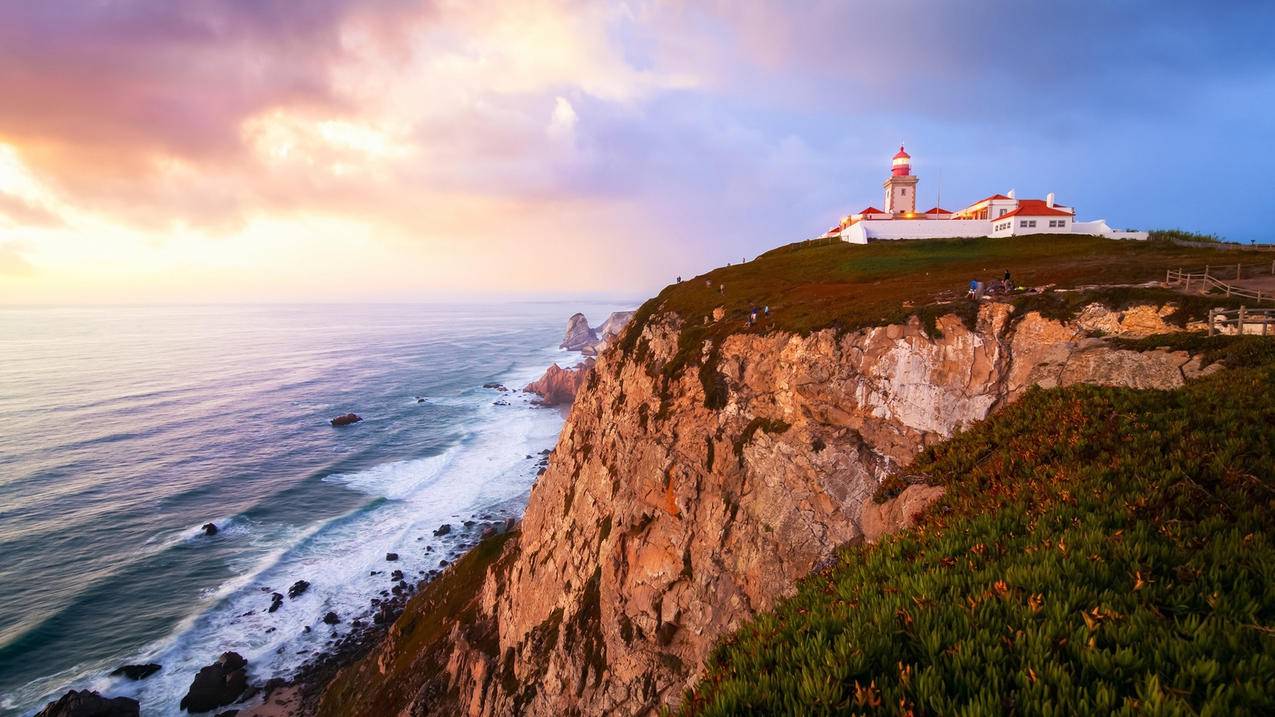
[1237,263,1242,280]
[1239,306,1247,336]
[1208,308,1215,337]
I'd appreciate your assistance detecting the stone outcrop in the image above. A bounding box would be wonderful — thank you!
[35,690,139,717]
[597,311,635,340]
[322,300,1212,717]
[524,359,595,407]
[559,313,598,352]
[180,652,249,713]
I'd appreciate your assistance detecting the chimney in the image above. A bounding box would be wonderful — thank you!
[1007,189,1016,199]
[1046,192,1055,207]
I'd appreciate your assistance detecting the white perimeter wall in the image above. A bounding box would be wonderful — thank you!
[843,219,994,243]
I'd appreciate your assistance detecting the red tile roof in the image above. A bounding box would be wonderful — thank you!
[923,207,952,214]
[997,199,1072,219]
[857,206,885,215]
[967,194,1011,206]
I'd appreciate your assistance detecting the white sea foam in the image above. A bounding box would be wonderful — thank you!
[79,344,572,716]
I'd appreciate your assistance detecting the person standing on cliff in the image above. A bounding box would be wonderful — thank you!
[1003,270,1012,288]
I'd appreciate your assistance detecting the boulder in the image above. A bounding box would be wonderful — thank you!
[481,383,507,391]
[559,313,599,352]
[523,359,595,407]
[329,413,362,427]
[110,663,161,680]
[385,552,399,561]
[35,690,139,717]
[201,523,219,537]
[287,580,310,599]
[179,652,249,713]
[267,592,283,613]
[433,524,452,537]
[323,612,340,625]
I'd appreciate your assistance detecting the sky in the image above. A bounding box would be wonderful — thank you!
[1,0,1274,304]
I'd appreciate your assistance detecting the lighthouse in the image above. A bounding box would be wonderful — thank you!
[883,145,918,215]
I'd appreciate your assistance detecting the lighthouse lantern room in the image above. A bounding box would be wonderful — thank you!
[883,145,918,215]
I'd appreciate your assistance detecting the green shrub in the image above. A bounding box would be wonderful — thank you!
[1148,229,1227,244]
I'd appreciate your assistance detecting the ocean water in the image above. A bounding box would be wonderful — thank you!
[0,302,627,716]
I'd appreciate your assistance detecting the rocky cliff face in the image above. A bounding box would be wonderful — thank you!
[321,301,1213,716]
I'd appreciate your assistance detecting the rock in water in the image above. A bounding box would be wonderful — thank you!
[329,413,362,427]
[287,580,310,598]
[110,663,162,681]
[559,313,599,352]
[35,690,139,717]
[385,552,399,561]
[179,652,248,713]
[323,611,340,625]
[267,592,283,613]
[201,523,218,537]
[433,524,451,537]
[597,310,635,340]
[524,359,595,407]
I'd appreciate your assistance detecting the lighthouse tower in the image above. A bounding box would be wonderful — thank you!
[883,145,918,215]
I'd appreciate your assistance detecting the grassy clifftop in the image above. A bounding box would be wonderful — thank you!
[627,235,1273,342]
[619,235,1273,410]
[677,336,1275,716]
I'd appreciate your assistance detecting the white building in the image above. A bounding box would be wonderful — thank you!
[824,147,1148,244]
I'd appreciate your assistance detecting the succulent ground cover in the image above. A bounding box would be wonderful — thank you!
[678,336,1275,716]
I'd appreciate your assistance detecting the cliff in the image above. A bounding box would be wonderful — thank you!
[319,298,1216,716]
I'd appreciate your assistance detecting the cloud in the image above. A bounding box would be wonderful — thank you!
[0,0,1272,302]
[0,241,35,276]
[0,192,63,228]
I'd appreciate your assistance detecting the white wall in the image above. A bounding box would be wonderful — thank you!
[843,219,993,242]
[1009,216,1071,236]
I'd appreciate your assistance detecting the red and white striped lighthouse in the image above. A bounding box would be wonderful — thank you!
[884,145,918,214]
[891,145,911,176]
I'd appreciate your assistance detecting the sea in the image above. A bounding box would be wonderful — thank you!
[0,302,630,716]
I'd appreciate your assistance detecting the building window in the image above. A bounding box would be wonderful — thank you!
[901,188,907,195]
[998,209,1007,217]
[1028,220,1037,228]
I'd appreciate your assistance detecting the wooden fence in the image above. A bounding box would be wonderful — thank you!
[1208,306,1275,336]
[1165,260,1275,304]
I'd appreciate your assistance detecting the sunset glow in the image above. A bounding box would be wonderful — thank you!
[1,1,1272,303]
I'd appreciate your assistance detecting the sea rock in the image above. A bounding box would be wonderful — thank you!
[201,523,219,537]
[385,553,399,561]
[433,524,451,537]
[482,383,507,391]
[267,592,283,613]
[110,663,161,681]
[179,652,248,713]
[524,359,595,407]
[329,413,362,427]
[597,310,636,340]
[35,690,138,717]
[323,612,340,625]
[287,580,310,599]
[559,313,599,352]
